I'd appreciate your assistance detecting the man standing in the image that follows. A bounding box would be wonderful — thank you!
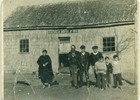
[68,45,80,89]
[78,45,90,87]
[90,46,103,86]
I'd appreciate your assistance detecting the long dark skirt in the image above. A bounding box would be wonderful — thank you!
[40,69,54,85]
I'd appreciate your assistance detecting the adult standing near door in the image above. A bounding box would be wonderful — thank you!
[90,46,103,87]
[68,45,80,89]
[37,50,54,88]
[78,45,90,88]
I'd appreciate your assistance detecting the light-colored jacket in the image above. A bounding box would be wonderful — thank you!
[112,61,122,74]
[95,61,106,74]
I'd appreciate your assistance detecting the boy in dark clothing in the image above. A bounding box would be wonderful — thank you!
[105,56,113,88]
[68,45,81,89]
[90,46,103,86]
[78,45,90,87]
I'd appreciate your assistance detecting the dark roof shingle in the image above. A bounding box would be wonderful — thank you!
[4,0,137,28]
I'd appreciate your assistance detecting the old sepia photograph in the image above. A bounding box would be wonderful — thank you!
[3,0,138,100]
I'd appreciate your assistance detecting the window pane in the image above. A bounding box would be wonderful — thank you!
[103,38,107,42]
[107,38,110,42]
[110,37,115,41]
[23,43,26,48]
[107,43,111,46]
[103,43,107,46]
[110,42,115,46]
[103,37,115,52]
[23,40,25,44]
[20,39,29,53]
[20,44,23,48]
[112,47,115,51]
[20,40,23,45]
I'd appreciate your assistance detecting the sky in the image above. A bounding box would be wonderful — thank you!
[3,0,90,20]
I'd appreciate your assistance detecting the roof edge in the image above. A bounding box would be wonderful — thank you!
[4,21,135,32]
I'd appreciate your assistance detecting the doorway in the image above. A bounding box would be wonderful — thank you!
[58,37,70,73]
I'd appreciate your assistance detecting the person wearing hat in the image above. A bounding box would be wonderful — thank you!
[78,45,90,88]
[68,45,81,89]
[37,49,54,88]
[90,46,103,87]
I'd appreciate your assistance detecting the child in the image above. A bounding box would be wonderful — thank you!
[112,55,123,90]
[105,56,113,88]
[95,56,106,90]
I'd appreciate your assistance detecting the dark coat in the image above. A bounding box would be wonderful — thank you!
[68,51,81,66]
[90,52,103,66]
[80,52,90,70]
[37,55,54,84]
[106,63,113,74]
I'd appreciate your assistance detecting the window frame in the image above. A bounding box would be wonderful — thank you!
[102,36,116,52]
[58,37,71,54]
[19,39,29,53]
[58,37,70,44]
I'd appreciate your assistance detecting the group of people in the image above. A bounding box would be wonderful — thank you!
[68,45,123,90]
[37,45,123,90]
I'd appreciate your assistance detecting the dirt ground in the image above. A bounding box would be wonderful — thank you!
[4,72,137,100]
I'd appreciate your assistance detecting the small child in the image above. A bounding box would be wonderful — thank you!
[95,56,106,90]
[112,55,123,90]
[105,56,113,88]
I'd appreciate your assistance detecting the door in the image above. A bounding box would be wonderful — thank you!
[58,37,70,70]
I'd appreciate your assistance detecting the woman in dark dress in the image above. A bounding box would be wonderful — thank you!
[37,50,54,88]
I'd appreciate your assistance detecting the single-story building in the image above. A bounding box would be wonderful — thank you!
[4,0,137,81]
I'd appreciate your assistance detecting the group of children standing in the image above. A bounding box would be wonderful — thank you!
[95,55,123,90]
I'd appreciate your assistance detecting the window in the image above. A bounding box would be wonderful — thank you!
[20,39,29,53]
[103,37,115,51]
[58,37,70,44]
[58,37,70,53]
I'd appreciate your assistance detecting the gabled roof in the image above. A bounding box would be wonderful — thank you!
[4,0,136,28]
